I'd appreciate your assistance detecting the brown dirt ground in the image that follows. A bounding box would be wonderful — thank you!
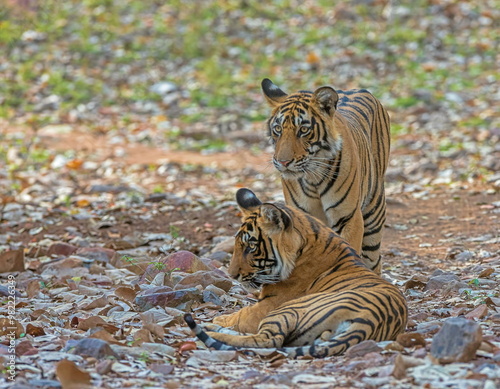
[8,130,500,273]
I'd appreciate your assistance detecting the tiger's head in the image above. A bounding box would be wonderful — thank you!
[229,188,303,292]
[261,78,342,179]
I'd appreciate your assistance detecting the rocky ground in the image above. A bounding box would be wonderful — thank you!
[1,1,499,388]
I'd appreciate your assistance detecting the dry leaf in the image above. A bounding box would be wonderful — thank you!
[478,267,494,278]
[0,318,24,337]
[76,316,121,333]
[0,249,25,272]
[396,332,426,348]
[133,328,154,345]
[465,304,488,320]
[306,51,320,64]
[26,279,41,298]
[115,286,137,302]
[89,328,122,345]
[55,359,93,389]
[179,341,197,353]
[26,323,46,337]
[81,296,109,310]
[66,159,83,170]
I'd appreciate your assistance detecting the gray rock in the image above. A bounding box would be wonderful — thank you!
[430,317,482,364]
[72,338,119,359]
[141,342,176,357]
[135,287,202,311]
[173,270,233,292]
[425,272,467,291]
[455,250,474,261]
[203,290,222,306]
[76,247,116,263]
[208,250,231,263]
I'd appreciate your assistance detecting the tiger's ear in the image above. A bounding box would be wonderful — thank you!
[236,188,262,216]
[313,86,339,117]
[261,78,288,107]
[260,204,291,235]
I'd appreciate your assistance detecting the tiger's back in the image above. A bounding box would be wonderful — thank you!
[185,188,407,358]
[261,79,391,274]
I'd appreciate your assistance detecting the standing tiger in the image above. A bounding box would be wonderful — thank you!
[184,188,407,358]
[261,78,391,274]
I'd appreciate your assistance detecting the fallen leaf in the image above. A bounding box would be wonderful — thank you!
[0,318,24,337]
[396,332,426,348]
[115,286,137,302]
[478,267,494,278]
[26,323,46,337]
[55,359,93,389]
[465,304,488,320]
[0,249,25,272]
[179,341,197,353]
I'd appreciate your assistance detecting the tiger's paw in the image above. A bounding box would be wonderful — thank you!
[203,323,224,332]
[213,313,238,328]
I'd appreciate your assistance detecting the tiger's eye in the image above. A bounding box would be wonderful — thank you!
[299,126,311,136]
[273,125,282,136]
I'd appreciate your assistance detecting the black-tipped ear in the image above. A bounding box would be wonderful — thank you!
[236,188,262,212]
[261,78,288,107]
[313,86,338,116]
[260,204,291,235]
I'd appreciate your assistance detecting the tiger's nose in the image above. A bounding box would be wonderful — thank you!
[277,159,293,167]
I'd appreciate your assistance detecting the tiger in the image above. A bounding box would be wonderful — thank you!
[184,188,407,358]
[260,78,391,274]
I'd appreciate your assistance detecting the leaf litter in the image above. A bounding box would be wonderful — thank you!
[1,1,499,388]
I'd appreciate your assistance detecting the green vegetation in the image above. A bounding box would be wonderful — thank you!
[0,0,496,120]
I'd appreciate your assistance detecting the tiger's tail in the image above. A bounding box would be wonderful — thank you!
[184,314,355,359]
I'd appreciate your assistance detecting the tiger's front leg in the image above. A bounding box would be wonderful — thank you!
[335,209,364,257]
[212,305,265,334]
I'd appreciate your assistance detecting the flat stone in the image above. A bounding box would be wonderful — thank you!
[72,338,119,359]
[141,342,176,357]
[141,286,174,295]
[425,273,465,291]
[76,247,116,263]
[205,284,226,296]
[173,270,233,292]
[203,290,222,306]
[430,317,482,364]
[0,285,21,297]
[139,251,211,284]
[207,251,231,263]
[135,287,202,311]
[210,237,234,255]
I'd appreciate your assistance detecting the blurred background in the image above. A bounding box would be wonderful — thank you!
[0,0,498,206]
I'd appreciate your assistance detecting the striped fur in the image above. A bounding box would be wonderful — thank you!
[184,188,407,358]
[261,79,391,274]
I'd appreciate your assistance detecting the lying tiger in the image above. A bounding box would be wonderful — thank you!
[184,188,407,358]
[261,79,391,274]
